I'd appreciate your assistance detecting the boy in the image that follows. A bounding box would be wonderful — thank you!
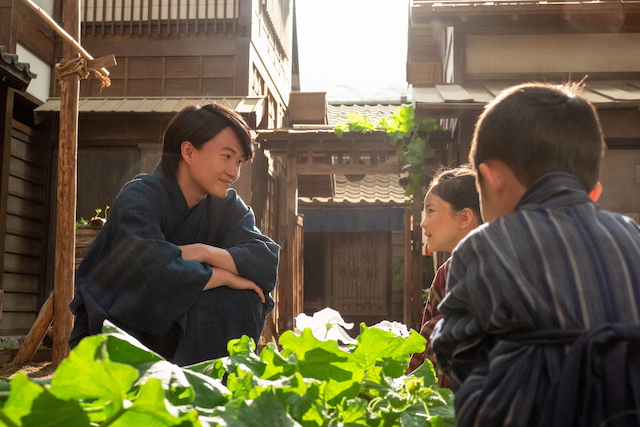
[431,83,640,426]
[70,103,280,366]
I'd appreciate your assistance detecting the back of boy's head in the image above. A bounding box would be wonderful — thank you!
[469,82,605,191]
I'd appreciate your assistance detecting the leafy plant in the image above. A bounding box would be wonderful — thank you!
[334,107,438,203]
[0,312,455,426]
[76,206,110,228]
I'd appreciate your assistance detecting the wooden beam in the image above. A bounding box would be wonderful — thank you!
[19,0,113,78]
[0,87,12,310]
[52,0,81,366]
[297,163,401,175]
[14,293,53,365]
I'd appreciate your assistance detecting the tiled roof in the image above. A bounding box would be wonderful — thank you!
[327,103,411,126]
[0,45,37,91]
[35,96,265,113]
[412,0,640,15]
[412,81,640,116]
[0,46,37,79]
[34,96,266,127]
[299,173,407,206]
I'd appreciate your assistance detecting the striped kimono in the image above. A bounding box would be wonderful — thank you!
[431,172,640,426]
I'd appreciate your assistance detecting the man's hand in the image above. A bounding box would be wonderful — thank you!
[203,267,266,303]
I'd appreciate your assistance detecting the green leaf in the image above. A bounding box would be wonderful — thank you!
[408,360,437,388]
[0,373,89,427]
[108,379,200,427]
[101,321,164,367]
[227,336,267,377]
[215,392,300,427]
[49,335,138,402]
[259,343,298,380]
[279,330,363,403]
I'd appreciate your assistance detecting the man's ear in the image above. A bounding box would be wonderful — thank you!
[180,141,194,164]
[589,182,603,202]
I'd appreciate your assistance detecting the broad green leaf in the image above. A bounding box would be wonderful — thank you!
[279,330,363,403]
[409,359,437,388]
[101,321,164,366]
[185,358,229,380]
[109,379,199,427]
[227,336,267,377]
[259,343,297,380]
[215,392,300,427]
[50,335,138,402]
[180,369,230,409]
[0,373,89,427]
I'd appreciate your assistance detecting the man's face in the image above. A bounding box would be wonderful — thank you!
[188,127,247,199]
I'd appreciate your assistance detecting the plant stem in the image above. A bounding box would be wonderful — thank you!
[0,410,20,427]
[98,404,127,427]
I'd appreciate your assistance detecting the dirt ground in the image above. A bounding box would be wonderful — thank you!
[0,362,56,380]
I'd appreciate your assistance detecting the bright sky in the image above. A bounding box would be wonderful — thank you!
[295,0,410,102]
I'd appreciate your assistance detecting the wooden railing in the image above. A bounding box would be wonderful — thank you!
[81,0,239,35]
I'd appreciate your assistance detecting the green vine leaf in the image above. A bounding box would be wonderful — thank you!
[334,106,438,203]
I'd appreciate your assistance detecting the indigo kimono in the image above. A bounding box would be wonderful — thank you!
[70,166,280,366]
[432,172,640,426]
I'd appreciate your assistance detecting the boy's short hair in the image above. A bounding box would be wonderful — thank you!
[469,82,605,191]
[161,103,255,179]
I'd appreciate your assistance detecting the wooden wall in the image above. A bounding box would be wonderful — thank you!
[1,120,52,335]
[0,0,56,65]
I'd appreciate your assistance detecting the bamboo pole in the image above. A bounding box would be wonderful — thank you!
[19,0,111,78]
[52,0,81,367]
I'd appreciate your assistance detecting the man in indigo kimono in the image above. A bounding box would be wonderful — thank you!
[431,83,640,426]
[70,103,280,366]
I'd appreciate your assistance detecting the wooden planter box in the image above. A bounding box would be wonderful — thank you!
[75,224,103,268]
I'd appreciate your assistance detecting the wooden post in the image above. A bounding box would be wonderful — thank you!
[14,294,53,365]
[52,0,81,366]
[410,197,424,331]
[403,198,425,331]
[277,152,298,332]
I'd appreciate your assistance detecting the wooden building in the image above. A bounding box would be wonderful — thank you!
[0,0,300,342]
[408,0,640,220]
[258,98,450,331]
[0,0,58,335]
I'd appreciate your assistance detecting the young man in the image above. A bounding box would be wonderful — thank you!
[431,83,640,426]
[70,103,280,366]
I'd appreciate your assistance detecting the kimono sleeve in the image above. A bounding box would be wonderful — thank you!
[77,179,211,339]
[217,193,280,294]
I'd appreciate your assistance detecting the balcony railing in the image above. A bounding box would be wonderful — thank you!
[81,0,239,35]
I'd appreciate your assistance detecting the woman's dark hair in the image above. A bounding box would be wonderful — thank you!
[160,103,255,178]
[470,82,605,191]
[428,165,482,223]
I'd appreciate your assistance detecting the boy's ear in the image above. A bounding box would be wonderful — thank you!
[478,161,508,197]
[589,182,603,202]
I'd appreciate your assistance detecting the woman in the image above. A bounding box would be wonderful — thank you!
[407,165,482,386]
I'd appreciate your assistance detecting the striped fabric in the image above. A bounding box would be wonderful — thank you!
[431,172,640,426]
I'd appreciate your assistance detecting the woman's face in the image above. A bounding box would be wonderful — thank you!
[420,190,466,253]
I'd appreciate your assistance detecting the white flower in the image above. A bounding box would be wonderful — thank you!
[371,320,410,338]
[295,307,358,345]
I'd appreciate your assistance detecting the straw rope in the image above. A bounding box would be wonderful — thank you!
[55,57,111,90]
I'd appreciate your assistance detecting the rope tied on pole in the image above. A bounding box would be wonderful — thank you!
[55,56,112,90]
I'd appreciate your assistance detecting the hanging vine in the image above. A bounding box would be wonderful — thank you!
[334,106,438,203]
